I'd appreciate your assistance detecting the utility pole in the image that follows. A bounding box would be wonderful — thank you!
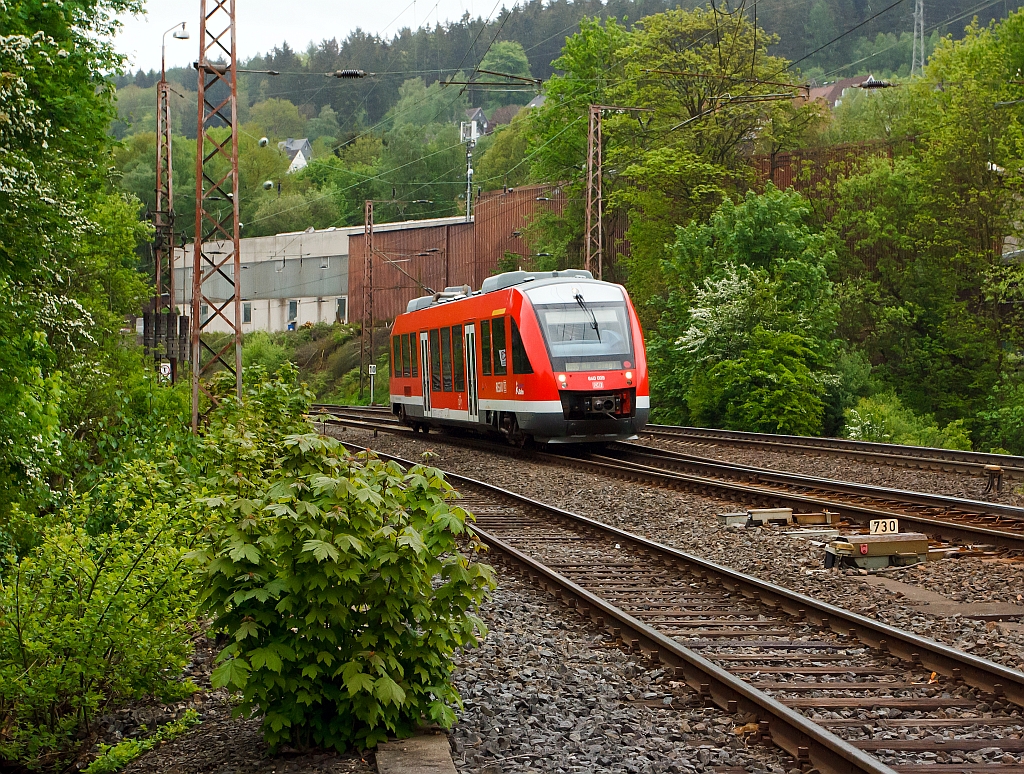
[911,0,925,75]
[360,199,374,401]
[461,120,479,222]
[585,105,603,279]
[155,22,188,383]
[192,0,242,430]
[586,105,653,280]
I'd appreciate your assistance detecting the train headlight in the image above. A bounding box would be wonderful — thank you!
[558,373,567,384]
[625,371,632,381]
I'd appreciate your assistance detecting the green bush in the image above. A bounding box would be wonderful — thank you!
[843,392,972,450]
[978,374,1024,454]
[0,461,202,768]
[243,330,292,374]
[197,436,493,751]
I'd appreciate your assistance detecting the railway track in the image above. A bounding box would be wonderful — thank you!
[354,444,1024,774]
[309,405,1024,551]
[646,425,1024,480]
[584,443,1024,551]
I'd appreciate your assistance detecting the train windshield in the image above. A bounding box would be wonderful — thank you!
[533,301,633,371]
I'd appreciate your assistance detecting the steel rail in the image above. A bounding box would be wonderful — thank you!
[550,449,1024,551]
[346,443,1024,774]
[646,425,1024,479]
[599,443,1024,544]
[311,406,1024,550]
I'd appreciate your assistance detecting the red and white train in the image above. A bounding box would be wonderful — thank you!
[388,269,650,444]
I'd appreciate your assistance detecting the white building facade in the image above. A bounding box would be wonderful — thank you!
[174,216,468,335]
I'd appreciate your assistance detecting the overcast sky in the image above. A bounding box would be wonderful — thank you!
[115,0,491,73]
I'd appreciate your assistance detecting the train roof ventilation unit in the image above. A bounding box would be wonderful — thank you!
[405,285,473,313]
[406,296,434,312]
[478,269,594,295]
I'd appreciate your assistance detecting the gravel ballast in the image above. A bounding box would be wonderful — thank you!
[328,425,1024,674]
[451,564,793,774]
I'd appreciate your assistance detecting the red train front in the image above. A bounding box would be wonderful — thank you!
[388,269,650,444]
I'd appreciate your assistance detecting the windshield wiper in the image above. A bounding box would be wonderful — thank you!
[574,291,601,342]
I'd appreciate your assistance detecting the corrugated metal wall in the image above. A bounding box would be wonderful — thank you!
[350,183,567,324]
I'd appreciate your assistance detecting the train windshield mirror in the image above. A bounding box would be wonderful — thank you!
[429,329,442,392]
[535,302,632,371]
[480,319,492,376]
[452,325,466,391]
[511,318,533,374]
[440,327,453,391]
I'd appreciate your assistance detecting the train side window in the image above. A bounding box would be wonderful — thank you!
[492,316,507,375]
[401,334,411,378]
[410,332,418,377]
[440,327,453,391]
[480,320,492,376]
[429,329,441,392]
[511,319,534,374]
[452,324,465,391]
[392,336,401,378]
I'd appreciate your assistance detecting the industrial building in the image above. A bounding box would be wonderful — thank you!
[176,184,574,334]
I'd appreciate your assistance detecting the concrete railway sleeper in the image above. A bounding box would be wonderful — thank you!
[347,443,1024,774]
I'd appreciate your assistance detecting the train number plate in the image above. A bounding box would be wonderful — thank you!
[869,518,899,535]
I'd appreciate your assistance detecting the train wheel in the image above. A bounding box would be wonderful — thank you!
[501,414,529,448]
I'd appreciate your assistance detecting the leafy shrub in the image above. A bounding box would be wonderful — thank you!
[843,392,972,449]
[977,374,1024,454]
[243,330,291,374]
[0,461,202,768]
[198,436,493,751]
[688,327,827,436]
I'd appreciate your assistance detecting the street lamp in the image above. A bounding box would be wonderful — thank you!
[162,22,190,79]
[153,21,188,382]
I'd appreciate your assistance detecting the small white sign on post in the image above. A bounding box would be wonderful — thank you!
[368,365,377,375]
[869,518,899,535]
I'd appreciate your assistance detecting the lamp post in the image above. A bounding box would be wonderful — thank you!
[155,22,188,381]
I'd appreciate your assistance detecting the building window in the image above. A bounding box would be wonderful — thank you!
[288,300,298,322]
[320,255,330,269]
[200,303,209,323]
[243,302,252,324]
[336,297,347,323]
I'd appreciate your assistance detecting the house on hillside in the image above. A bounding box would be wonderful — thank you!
[278,138,312,173]
[489,103,523,129]
[526,94,546,109]
[465,107,489,135]
[807,75,877,109]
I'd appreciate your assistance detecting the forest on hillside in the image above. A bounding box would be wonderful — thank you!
[104,0,1024,454]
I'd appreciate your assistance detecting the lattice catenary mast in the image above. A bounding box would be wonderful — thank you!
[911,0,926,75]
[191,0,242,429]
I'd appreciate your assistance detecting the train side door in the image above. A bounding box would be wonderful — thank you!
[419,331,431,416]
[464,324,479,422]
